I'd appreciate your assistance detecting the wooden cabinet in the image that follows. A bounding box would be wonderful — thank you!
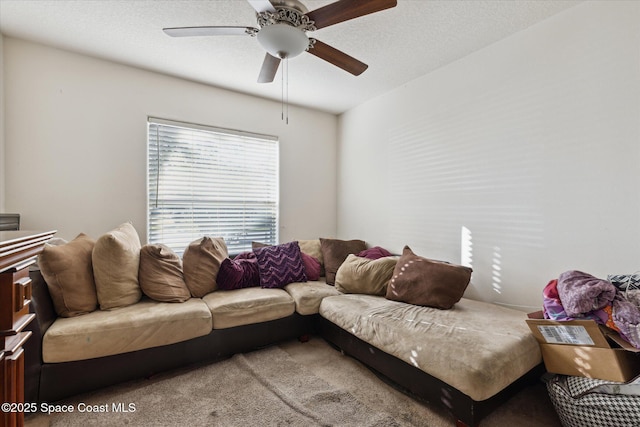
[1,231,55,427]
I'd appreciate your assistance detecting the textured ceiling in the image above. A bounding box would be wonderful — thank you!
[0,0,581,114]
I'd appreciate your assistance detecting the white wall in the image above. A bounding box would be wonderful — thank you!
[338,1,640,311]
[3,38,338,243]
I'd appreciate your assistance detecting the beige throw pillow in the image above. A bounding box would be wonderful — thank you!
[92,222,142,310]
[39,233,98,317]
[182,236,228,297]
[335,254,398,296]
[139,244,191,303]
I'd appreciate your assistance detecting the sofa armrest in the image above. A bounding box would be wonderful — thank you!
[25,268,58,402]
[27,269,57,341]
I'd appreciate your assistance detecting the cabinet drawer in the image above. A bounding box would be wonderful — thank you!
[13,273,31,321]
[0,266,33,333]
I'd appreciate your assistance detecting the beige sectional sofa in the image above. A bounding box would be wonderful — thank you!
[25,228,542,427]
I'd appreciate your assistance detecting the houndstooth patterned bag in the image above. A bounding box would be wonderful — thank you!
[546,374,640,427]
[608,273,640,291]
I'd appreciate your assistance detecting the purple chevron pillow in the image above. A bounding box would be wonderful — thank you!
[253,241,307,289]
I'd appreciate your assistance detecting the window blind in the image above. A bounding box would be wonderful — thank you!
[148,118,279,255]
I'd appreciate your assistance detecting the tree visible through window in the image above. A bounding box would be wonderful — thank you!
[147,118,279,255]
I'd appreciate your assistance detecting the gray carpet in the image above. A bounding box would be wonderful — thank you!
[26,337,562,426]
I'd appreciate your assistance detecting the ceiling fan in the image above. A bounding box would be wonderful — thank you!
[163,0,398,83]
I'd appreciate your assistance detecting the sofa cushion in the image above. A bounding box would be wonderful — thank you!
[319,294,541,401]
[182,236,228,297]
[38,233,98,317]
[253,241,307,289]
[202,287,295,329]
[42,298,212,363]
[138,244,191,303]
[386,246,472,309]
[319,238,367,285]
[92,222,142,310]
[335,254,398,296]
[284,280,342,315]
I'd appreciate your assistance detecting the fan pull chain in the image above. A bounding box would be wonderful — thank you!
[280,57,289,125]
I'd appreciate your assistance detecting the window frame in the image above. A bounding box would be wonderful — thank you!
[147,117,279,255]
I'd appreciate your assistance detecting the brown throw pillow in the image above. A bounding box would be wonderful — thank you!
[319,238,367,285]
[39,233,98,317]
[182,236,228,297]
[92,222,143,310]
[386,246,472,309]
[139,244,191,302]
[335,254,398,296]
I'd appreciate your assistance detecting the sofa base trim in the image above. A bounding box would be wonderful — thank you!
[317,316,544,427]
[35,313,318,403]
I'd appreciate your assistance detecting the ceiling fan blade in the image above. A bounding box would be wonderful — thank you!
[247,0,276,13]
[258,53,281,83]
[307,39,368,76]
[306,0,397,30]
[163,26,256,37]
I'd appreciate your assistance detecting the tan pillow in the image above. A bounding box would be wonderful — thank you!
[298,239,325,276]
[92,222,142,310]
[386,246,472,309]
[182,236,228,297]
[139,244,191,303]
[319,238,367,285]
[335,254,398,296]
[38,233,98,317]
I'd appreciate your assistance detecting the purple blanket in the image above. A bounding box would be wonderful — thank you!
[543,279,608,324]
[556,270,617,317]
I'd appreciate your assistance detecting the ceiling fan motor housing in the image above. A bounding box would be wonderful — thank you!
[256,1,315,59]
[257,24,309,58]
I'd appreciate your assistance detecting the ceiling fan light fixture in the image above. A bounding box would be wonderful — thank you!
[257,23,309,59]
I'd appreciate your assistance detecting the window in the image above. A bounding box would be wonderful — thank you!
[148,118,279,255]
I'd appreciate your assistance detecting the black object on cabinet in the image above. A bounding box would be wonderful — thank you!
[0,214,20,231]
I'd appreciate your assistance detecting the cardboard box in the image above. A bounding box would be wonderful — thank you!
[526,314,640,382]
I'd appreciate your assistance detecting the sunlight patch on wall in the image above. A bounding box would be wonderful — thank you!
[461,226,473,268]
[492,247,502,295]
